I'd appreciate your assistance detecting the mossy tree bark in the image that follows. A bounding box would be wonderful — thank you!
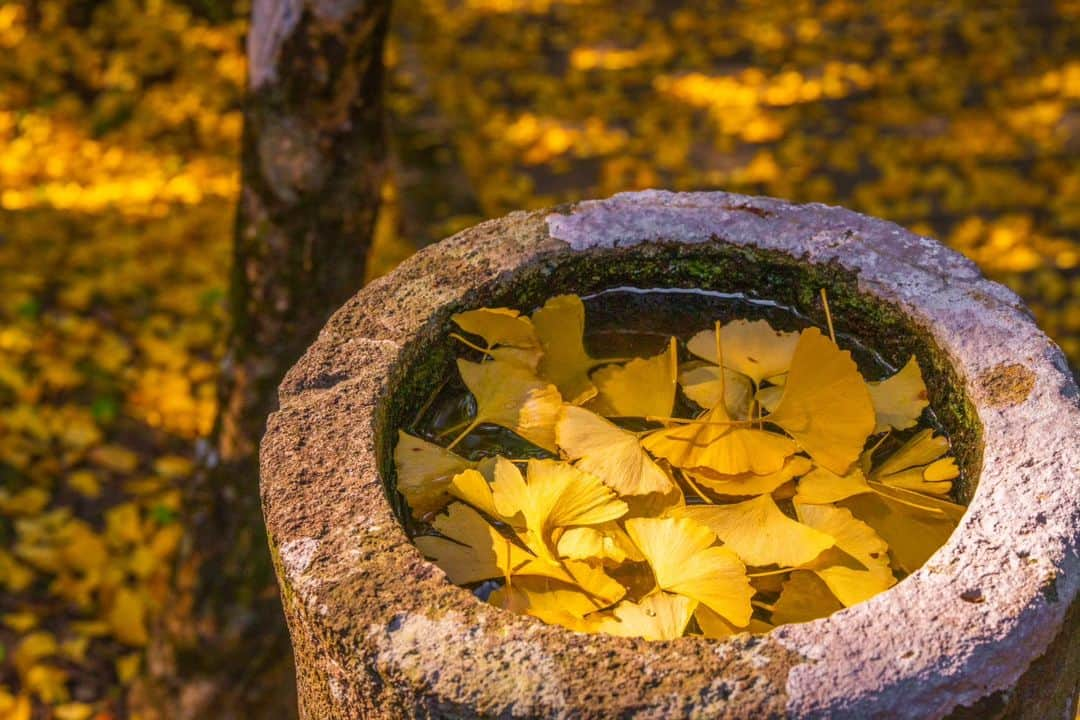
[135,1,391,717]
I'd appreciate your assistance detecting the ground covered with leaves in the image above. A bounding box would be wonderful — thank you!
[0,0,1077,716]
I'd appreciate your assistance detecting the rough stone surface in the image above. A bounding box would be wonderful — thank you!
[261,190,1079,719]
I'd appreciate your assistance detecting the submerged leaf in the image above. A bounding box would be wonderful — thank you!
[796,502,895,606]
[771,571,844,625]
[765,327,875,474]
[556,405,673,496]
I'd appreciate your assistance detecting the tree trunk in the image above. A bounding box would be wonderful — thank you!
[134,1,391,717]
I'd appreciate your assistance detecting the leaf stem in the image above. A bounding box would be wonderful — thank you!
[446,418,481,450]
[820,288,836,344]
[449,332,495,357]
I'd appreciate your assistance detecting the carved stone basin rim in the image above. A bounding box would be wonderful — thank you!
[260,190,1079,719]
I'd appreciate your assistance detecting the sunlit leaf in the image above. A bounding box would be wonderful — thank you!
[642,405,797,475]
[596,592,696,640]
[457,358,563,451]
[591,341,677,417]
[674,495,835,567]
[625,516,753,626]
[556,405,674,496]
[687,319,799,385]
[765,327,875,473]
[868,356,929,433]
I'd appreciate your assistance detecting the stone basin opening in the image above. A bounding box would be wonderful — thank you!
[382,242,984,536]
[261,191,1079,719]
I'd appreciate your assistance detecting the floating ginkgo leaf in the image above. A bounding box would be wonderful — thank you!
[868,356,929,433]
[625,516,753,626]
[457,358,562,451]
[556,405,674,496]
[596,592,696,641]
[394,431,476,518]
[796,502,895,606]
[674,494,835,568]
[494,458,627,562]
[452,307,540,350]
[869,429,958,495]
[642,405,797,476]
[765,327,875,474]
[688,319,800,386]
[414,503,532,584]
[555,523,642,564]
[771,571,844,625]
[794,464,871,505]
[679,361,755,418]
[591,340,677,418]
[690,455,813,497]
[531,294,599,405]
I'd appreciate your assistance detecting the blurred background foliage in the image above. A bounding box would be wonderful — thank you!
[0,0,1077,716]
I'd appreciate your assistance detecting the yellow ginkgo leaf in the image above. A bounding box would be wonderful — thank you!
[493,575,607,620]
[625,516,753,626]
[674,495,835,568]
[531,294,598,405]
[556,523,643,564]
[497,459,628,561]
[415,503,532,584]
[869,429,958,495]
[457,358,562,451]
[868,356,929,433]
[841,493,958,574]
[452,307,539,350]
[771,571,844,625]
[623,484,686,518]
[794,464,871,504]
[796,502,895,606]
[691,455,813,497]
[448,468,507,524]
[394,431,476,518]
[642,405,797,475]
[591,341,677,417]
[687,319,799,385]
[556,405,674,496]
[765,327,875,474]
[694,604,774,638]
[596,592,696,641]
[678,362,754,418]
